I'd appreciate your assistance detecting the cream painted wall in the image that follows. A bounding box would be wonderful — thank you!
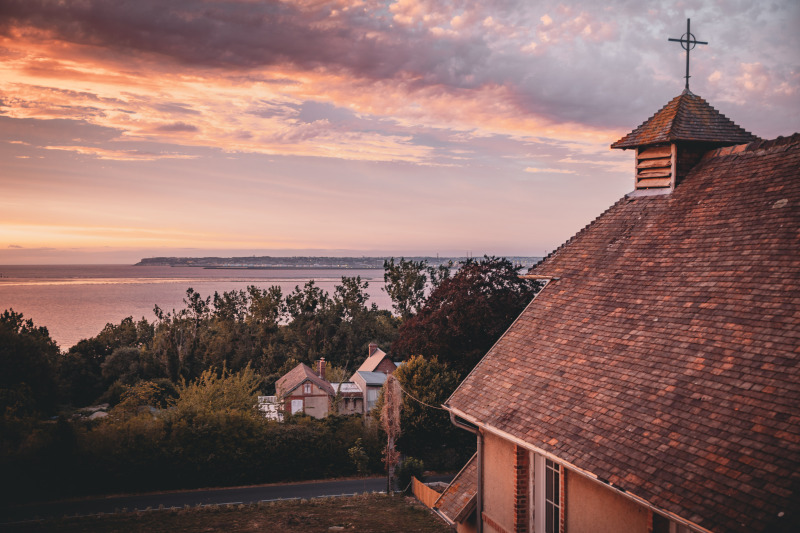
[565,470,650,533]
[482,431,516,533]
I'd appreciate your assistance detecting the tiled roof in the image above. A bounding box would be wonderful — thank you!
[610,90,759,149]
[434,453,477,524]
[356,347,390,372]
[275,363,335,397]
[447,134,800,533]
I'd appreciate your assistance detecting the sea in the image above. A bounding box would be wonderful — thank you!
[0,265,392,351]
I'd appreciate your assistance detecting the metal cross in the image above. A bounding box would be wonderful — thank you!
[668,18,708,90]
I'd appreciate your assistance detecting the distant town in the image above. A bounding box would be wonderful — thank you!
[135,255,544,269]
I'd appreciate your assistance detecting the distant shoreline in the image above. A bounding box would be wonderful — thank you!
[200,265,385,270]
[136,255,544,269]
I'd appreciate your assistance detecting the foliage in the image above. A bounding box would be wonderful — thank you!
[170,365,262,418]
[397,457,425,493]
[382,258,451,320]
[0,309,60,417]
[390,355,474,470]
[111,379,178,418]
[391,256,541,377]
[61,316,155,406]
[348,437,370,477]
[0,255,537,502]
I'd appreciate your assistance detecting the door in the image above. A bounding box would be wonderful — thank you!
[291,399,303,414]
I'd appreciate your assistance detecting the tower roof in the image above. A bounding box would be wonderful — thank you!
[611,90,759,149]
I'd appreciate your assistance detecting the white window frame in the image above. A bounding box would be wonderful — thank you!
[304,382,312,395]
[531,453,561,533]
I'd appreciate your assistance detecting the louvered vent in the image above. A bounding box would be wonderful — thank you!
[635,144,675,190]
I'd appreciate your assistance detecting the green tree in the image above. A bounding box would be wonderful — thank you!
[392,355,472,469]
[169,365,262,417]
[382,258,429,319]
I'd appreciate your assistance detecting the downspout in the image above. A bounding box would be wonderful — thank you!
[449,411,482,533]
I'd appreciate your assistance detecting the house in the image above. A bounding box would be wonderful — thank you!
[350,343,402,413]
[266,344,398,418]
[442,90,800,533]
[274,359,335,418]
[331,381,364,415]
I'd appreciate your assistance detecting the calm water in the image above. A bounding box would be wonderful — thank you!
[0,265,391,351]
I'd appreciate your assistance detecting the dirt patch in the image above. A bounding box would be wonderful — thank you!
[4,493,451,533]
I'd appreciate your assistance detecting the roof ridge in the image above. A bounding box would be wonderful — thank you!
[704,132,800,159]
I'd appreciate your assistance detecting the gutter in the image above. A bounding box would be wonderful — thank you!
[448,412,483,533]
[447,406,713,533]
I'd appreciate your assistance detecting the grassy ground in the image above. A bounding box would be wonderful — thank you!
[2,493,451,533]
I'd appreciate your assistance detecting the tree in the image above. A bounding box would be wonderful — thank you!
[392,355,462,461]
[0,310,60,416]
[391,256,541,377]
[169,364,262,418]
[382,258,430,319]
[59,316,154,406]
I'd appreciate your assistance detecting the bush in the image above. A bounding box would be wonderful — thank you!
[397,457,425,493]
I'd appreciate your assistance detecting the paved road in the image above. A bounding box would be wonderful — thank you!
[1,475,453,524]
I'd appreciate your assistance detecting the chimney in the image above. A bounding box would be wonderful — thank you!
[318,358,326,380]
[368,343,378,357]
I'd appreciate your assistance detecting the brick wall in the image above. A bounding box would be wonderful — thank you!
[514,445,529,532]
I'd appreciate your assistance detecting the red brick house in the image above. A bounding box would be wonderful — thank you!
[442,91,799,533]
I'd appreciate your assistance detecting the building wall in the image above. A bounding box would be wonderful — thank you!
[373,358,398,374]
[482,431,516,533]
[565,471,650,533]
[351,374,367,413]
[365,386,382,412]
[284,380,331,419]
[336,396,363,415]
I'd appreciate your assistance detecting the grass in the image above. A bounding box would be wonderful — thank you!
[2,493,452,533]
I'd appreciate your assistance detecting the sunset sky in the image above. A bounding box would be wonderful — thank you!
[1,0,798,264]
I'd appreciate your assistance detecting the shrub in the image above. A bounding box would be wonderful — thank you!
[397,457,425,493]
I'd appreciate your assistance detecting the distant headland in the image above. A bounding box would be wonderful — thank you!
[135,255,543,269]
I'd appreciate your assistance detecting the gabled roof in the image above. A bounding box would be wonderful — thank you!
[434,453,477,524]
[610,90,759,149]
[447,134,800,533]
[275,363,335,397]
[356,347,390,373]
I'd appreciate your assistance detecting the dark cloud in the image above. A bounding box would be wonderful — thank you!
[1,1,796,135]
[0,0,489,85]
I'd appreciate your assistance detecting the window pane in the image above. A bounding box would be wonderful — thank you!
[546,506,554,533]
[553,470,560,506]
[546,467,553,501]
